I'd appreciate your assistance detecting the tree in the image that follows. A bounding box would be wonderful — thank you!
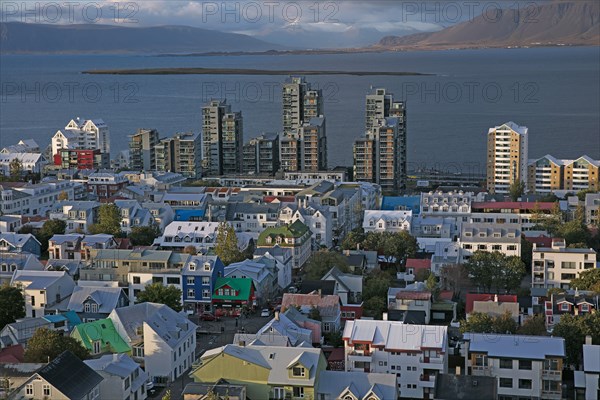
[459,312,494,333]
[88,204,122,236]
[341,228,365,250]
[362,270,394,319]
[37,219,67,253]
[183,245,197,255]
[577,188,596,202]
[162,390,172,400]
[464,251,526,294]
[304,250,350,280]
[308,306,322,321]
[8,158,23,180]
[359,231,418,268]
[440,264,470,297]
[24,328,90,362]
[0,285,25,329]
[570,268,600,293]
[491,311,518,334]
[509,180,525,202]
[553,314,590,366]
[324,331,343,348]
[57,191,69,201]
[517,314,547,336]
[521,236,533,270]
[136,283,182,311]
[129,224,160,246]
[425,273,440,301]
[214,222,245,266]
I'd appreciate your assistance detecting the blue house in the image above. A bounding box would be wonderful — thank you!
[181,255,224,314]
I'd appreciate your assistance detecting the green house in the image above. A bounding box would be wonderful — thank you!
[71,318,131,356]
[257,220,312,269]
[212,277,256,316]
[190,344,327,400]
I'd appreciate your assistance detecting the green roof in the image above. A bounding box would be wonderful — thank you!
[213,277,255,301]
[257,220,310,246]
[71,318,131,354]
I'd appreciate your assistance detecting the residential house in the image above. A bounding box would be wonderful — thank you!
[431,242,461,277]
[189,344,327,400]
[0,318,51,349]
[462,333,565,400]
[322,267,363,321]
[0,362,46,394]
[48,234,84,260]
[182,382,246,400]
[84,354,149,400]
[342,319,447,399]
[316,370,398,400]
[281,292,342,334]
[114,200,153,234]
[420,191,473,217]
[244,311,313,347]
[223,202,280,233]
[108,303,197,385]
[459,223,521,262]
[279,204,334,249]
[386,289,432,324]
[0,215,23,232]
[11,350,103,400]
[254,245,293,290]
[1,180,84,217]
[0,251,44,285]
[87,172,129,200]
[543,291,598,329]
[465,294,519,320]
[0,233,41,257]
[532,239,597,290]
[45,259,85,278]
[142,202,175,232]
[212,277,256,317]
[225,257,278,305]
[584,192,600,226]
[574,342,600,400]
[182,255,225,314]
[80,234,118,260]
[11,270,76,318]
[283,307,323,345]
[363,210,411,233]
[154,221,221,251]
[66,285,129,322]
[50,201,100,233]
[257,220,312,270]
[71,318,131,356]
[0,153,46,177]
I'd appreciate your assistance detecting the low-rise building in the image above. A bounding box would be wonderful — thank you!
[181,255,225,314]
[0,233,41,256]
[316,370,398,400]
[225,257,279,305]
[386,289,432,324]
[459,222,521,262]
[462,333,565,400]
[532,239,597,290]
[342,319,447,399]
[87,172,129,199]
[71,318,131,356]
[254,245,293,290]
[363,210,411,233]
[574,342,600,400]
[11,270,75,318]
[212,277,256,317]
[50,201,100,233]
[281,292,342,334]
[257,220,312,270]
[84,354,148,400]
[322,267,363,321]
[108,303,197,386]
[543,292,598,329]
[66,285,129,322]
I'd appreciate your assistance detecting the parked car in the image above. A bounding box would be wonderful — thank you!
[200,312,220,321]
[260,308,271,317]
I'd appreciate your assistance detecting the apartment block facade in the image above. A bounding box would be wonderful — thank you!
[242,132,280,175]
[532,239,597,290]
[486,122,528,194]
[201,100,243,176]
[527,155,599,193]
[129,128,160,171]
[155,132,201,179]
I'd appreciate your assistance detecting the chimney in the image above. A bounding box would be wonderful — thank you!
[585,335,592,345]
[455,366,461,375]
[275,311,280,321]
[382,312,388,321]
[494,294,498,303]
[238,340,246,347]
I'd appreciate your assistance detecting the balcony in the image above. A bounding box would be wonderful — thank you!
[348,351,372,363]
[418,374,436,388]
[470,365,492,376]
[420,357,444,370]
[541,390,561,400]
[542,370,562,380]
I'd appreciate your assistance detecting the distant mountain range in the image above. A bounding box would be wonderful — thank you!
[0,22,283,54]
[374,1,599,50]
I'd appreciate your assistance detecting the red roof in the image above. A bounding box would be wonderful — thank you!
[0,345,24,363]
[472,201,556,211]
[466,294,518,313]
[438,291,454,301]
[327,347,345,362]
[264,196,296,203]
[406,259,431,269]
[524,235,555,248]
[395,291,432,300]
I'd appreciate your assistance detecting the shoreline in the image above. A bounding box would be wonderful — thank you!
[82,68,434,76]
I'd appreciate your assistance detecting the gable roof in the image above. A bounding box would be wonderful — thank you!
[281,293,341,317]
[72,319,131,353]
[67,286,125,314]
[36,351,103,400]
[466,294,517,314]
[317,371,397,400]
[213,277,255,301]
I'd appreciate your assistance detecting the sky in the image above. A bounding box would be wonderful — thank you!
[1,1,558,48]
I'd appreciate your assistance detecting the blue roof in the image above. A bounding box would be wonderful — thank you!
[64,310,82,326]
[381,196,420,214]
[175,209,205,221]
[43,314,66,323]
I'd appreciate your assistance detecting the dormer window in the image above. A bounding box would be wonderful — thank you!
[189,262,196,271]
[292,366,305,377]
[581,304,589,312]
[266,236,272,244]
[560,303,570,311]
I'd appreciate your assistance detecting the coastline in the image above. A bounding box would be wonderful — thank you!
[82,68,434,76]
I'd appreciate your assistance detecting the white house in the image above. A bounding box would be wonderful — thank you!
[342,319,447,399]
[108,303,197,386]
[84,353,148,400]
[462,333,565,400]
[52,117,110,155]
[225,257,278,304]
[114,200,153,234]
[0,153,46,177]
[363,210,412,233]
[532,239,597,290]
[154,221,221,250]
[459,223,521,262]
[279,204,333,248]
[322,266,363,306]
[254,245,293,290]
[575,343,600,400]
[49,201,100,233]
[11,270,76,319]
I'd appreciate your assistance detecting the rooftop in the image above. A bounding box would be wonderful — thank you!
[463,333,565,360]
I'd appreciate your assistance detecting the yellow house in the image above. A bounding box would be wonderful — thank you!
[189,344,327,400]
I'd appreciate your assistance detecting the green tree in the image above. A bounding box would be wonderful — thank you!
[324,331,343,348]
[425,273,440,301]
[24,328,90,362]
[8,158,23,180]
[136,283,182,311]
[521,236,533,270]
[88,204,122,236]
[570,268,600,293]
[464,251,526,294]
[491,311,518,334]
[517,314,547,336]
[553,314,588,366]
[577,188,596,202]
[184,245,198,255]
[440,264,470,298]
[359,231,417,268]
[459,312,494,333]
[0,285,25,329]
[129,224,160,246]
[509,180,525,201]
[308,306,322,321]
[37,219,67,253]
[57,191,69,201]
[214,222,245,266]
[341,228,366,250]
[304,250,350,280]
[362,270,394,319]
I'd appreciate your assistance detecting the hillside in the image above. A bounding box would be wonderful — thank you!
[375,1,599,50]
[0,22,282,54]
